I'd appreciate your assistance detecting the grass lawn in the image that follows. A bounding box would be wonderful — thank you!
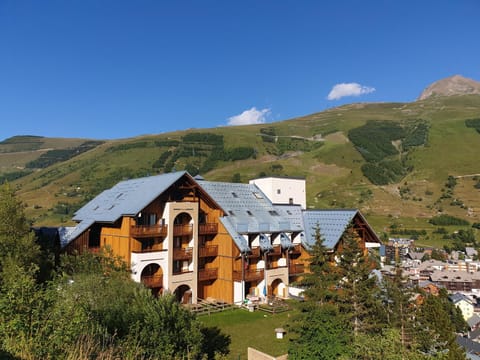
[198,304,299,359]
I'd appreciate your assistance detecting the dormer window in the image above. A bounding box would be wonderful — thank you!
[228,210,235,216]
[253,192,263,199]
[246,210,253,216]
[232,192,238,198]
[269,210,279,216]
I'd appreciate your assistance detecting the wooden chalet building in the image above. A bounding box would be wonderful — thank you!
[59,171,380,304]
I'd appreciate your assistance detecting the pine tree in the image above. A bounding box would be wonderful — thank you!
[335,223,385,336]
[415,291,466,359]
[299,225,338,304]
[289,225,352,359]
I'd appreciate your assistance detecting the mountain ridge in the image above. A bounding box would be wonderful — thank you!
[418,75,480,100]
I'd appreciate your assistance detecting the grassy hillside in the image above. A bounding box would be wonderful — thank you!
[2,95,480,244]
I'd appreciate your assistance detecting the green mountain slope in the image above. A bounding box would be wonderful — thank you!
[2,95,480,241]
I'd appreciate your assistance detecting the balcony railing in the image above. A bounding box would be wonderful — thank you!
[141,274,163,288]
[132,242,164,253]
[249,247,261,258]
[173,247,193,260]
[268,245,282,256]
[198,268,218,281]
[289,244,302,254]
[199,245,218,257]
[199,223,218,235]
[172,269,193,276]
[173,224,193,236]
[131,224,168,238]
[233,269,264,282]
[289,262,305,275]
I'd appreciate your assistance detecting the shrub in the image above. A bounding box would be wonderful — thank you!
[428,215,470,226]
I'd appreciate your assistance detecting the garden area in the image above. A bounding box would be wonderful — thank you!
[198,302,300,359]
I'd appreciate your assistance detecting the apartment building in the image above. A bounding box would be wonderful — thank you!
[59,171,379,304]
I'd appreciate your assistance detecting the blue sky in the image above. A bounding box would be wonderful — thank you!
[1,1,479,140]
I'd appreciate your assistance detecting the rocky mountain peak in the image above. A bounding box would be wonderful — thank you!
[417,75,480,100]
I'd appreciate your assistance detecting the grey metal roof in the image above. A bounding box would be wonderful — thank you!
[273,204,304,232]
[302,209,358,249]
[279,232,294,249]
[218,217,249,252]
[197,180,299,234]
[467,314,480,328]
[58,226,80,248]
[450,292,474,305]
[63,171,188,247]
[74,171,188,223]
[259,234,273,251]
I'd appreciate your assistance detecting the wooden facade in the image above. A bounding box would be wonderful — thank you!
[63,173,379,304]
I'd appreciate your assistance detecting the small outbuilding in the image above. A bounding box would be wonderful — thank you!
[275,328,286,339]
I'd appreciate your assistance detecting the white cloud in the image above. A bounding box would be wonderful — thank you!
[227,107,270,126]
[327,82,376,100]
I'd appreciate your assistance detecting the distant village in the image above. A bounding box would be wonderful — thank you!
[381,238,480,352]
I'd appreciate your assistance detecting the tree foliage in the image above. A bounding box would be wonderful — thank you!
[0,183,39,274]
[289,222,466,359]
[0,189,230,359]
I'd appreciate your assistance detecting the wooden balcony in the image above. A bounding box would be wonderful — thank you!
[289,262,305,275]
[131,224,168,238]
[173,224,193,236]
[199,245,218,257]
[249,247,261,258]
[233,269,264,282]
[199,223,218,235]
[141,274,163,288]
[198,268,218,281]
[173,247,193,260]
[289,244,302,254]
[268,245,282,256]
[132,242,164,253]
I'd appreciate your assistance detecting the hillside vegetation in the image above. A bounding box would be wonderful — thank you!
[1,95,480,242]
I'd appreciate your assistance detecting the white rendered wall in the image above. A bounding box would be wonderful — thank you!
[250,177,306,209]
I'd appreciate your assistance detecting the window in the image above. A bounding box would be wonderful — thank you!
[289,198,293,204]
[148,213,157,225]
[173,261,181,273]
[232,192,238,198]
[252,192,263,199]
[174,237,182,248]
[277,189,281,194]
[228,210,235,216]
[246,210,253,216]
[268,210,279,216]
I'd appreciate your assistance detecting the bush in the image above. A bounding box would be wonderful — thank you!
[465,118,480,133]
[428,214,470,226]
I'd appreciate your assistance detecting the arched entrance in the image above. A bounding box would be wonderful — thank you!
[174,284,192,304]
[141,263,163,296]
[271,278,286,298]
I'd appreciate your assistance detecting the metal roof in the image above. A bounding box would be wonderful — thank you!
[63,171,188,246]
[273,204,304,232]
[62,171,372,254]
[218,217,249,252]
[73,171,187,223]
[302,209,358,249]
[197,180,298,234]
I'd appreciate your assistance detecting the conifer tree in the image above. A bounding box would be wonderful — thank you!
[289,225,352,359]
[299,225,338,304]
[0,183,39,273]
[335,223,385,336]
[415,290,466,359]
